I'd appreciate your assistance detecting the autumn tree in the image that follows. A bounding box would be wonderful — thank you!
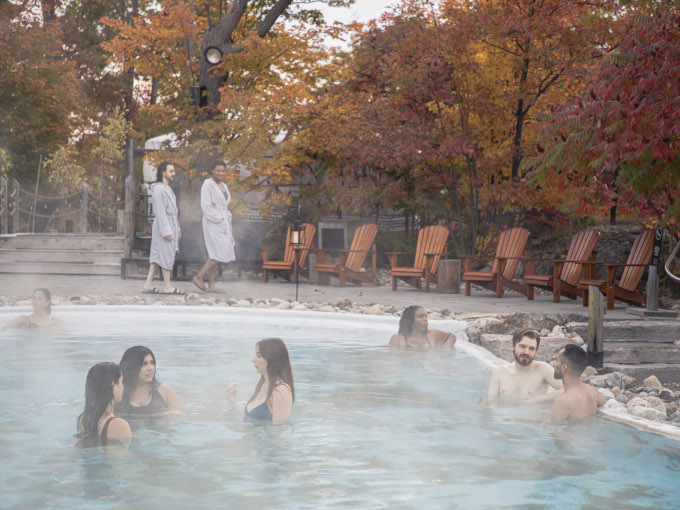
[528,3,680,232]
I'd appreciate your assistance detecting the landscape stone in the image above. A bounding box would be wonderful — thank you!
[621,375,637,388]
[605,372,624,390]
[588,376,608,388]
[581,366,598,381]
[611,386,621,396]
[603,400,628,414]
[615,394,628,403]
[334,298,352,309]
[598,388,615,401]
[643,375,663,391]
[365,304,385,315]
[659,388,675,400]
[626,396,668,422]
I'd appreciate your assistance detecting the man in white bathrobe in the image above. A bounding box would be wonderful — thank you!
[192,160,236,293]
[143,162,184,294]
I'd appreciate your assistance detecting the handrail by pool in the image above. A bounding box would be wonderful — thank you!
[665,237,680,283]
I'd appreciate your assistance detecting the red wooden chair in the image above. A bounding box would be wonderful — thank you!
[387,225,449,292]
[578,230,659,309]
[523,230,600,302]
[461,228,531,298]
[314,224,379,287]
[261,223,316,284]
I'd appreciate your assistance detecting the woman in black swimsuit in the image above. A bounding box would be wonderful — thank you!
[115,346,180,416]
[389,305,456,349]
[1,288,61,331]
[227,338,295,423]
[76,362,131,447]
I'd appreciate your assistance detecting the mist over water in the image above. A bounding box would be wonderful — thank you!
[0,307,679,509]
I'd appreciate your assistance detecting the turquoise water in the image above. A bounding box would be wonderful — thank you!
[0,307,679,509]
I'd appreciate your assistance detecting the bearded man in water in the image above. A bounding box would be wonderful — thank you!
[485,329,563,406]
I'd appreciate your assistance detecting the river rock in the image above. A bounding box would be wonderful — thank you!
[659,388,675,400]
[643,375,663,391]
[589,376,608,389]
[603,400,628,414]
[580,366,598,381]
[616,394,628,403]
[185,293,200,305]
[236,299,251,307]
[627,396,668,421]
[611,386,621,396]
[605,372,624,390]
[365,304,384,315]
[317,305,335,313]
[551,325,564,337]
[106,295,124,305]
[270,297,288,306]
[598,388,615,401]
[622,375,637,388]
[334,298,352,309]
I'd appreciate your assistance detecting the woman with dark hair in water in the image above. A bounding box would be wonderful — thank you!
[1,288,61,331]
[115,346,179,416]
[227,338,295,423]
[76,362,131,446]
[389,305,456,349]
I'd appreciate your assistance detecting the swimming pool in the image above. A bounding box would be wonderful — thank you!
[1,306,679,509]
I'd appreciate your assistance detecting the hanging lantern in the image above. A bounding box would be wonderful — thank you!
[290,220,305,247]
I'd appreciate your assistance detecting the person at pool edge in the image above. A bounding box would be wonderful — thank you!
[227,338,294,423]
[1,288,61,331]
[389,306,456,349]
[551,344,605,420]
[484,329,563,406]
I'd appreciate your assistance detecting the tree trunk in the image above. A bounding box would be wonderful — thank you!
[198,0,293,106]
[511,57,530,179]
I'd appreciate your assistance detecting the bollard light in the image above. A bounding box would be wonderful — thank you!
[205,47,223,65]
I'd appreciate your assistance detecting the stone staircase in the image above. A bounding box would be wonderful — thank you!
[0,234,124,276]
[568,320,680,382]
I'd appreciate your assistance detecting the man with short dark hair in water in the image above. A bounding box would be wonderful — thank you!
[485,329,563,406]
[551,344,605,420]
[389,306,456,349]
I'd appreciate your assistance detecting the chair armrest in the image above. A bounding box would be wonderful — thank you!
[424,252,448,257]
[384,251,415,256]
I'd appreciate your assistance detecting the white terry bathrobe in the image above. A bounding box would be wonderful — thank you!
[200,178,236,263]
[149,182,180,270]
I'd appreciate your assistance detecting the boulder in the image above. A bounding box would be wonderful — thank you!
[626,396,668,421]
[605,372,624,390]
[643,375,663,391]
[580,366,598,381]
[317,305,335,313]
[603,399,628,414]
[334,298,352,309]
[622,375,637,388]
[588,376,608,389]
[659,388,675,400]
[611,386,621,396]
[236,299,251,307]
[598,388,615,401]
[106,295,124,305]
[615,394,628,403]
[365,304,385,315]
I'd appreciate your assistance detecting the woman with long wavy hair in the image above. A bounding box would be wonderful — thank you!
[227,338,295,423]
[115,346,179,417]
[76,362,131,447]
[389,305,456,349]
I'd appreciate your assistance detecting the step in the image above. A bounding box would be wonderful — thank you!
[604,342,680,364]
[568,321,680,342]
[0,249,122,264]
[4,261,121,276]
[604,363,680,384]
[0,234,124,251]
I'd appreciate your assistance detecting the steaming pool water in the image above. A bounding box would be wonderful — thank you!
[1,306,679,509]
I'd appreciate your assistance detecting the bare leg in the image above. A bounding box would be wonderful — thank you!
[160,268,174,293]
[207,263,224,292]
[144,263,158,290]
[193,259,216,291]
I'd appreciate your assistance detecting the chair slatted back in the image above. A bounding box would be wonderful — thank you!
[619,230,654,291]
[283,223,316,267]
[561,230,600,286]
[413,226,449,273]
[345,224,378,272]
[490,228,530,279]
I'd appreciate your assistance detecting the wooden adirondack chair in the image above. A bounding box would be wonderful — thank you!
[314,224,379,287]
[261,223,316,284]
[387,225,449,292]
[523,230,600,303]
[461,228,530,298]
[577,230,658,310]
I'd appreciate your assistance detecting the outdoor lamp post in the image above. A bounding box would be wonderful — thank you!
[290,220,306,302]
[204,47,223,65]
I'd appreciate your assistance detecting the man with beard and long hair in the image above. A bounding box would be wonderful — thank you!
[484,329,563,407]
[551,344,605,421]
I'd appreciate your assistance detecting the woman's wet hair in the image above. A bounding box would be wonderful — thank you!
[156,161,172,183]
[119,346,159,402]
[398,305,423,338]
[247,338,295,408]
[77,362,121,438]
[33,288,52,316]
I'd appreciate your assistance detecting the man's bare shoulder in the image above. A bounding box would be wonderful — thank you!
[492,363,512,375]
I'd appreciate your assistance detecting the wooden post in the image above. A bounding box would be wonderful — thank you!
[587,285,604,368]
[437,259,461,294]
[1,177,7,235]
[80,182,89,234]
